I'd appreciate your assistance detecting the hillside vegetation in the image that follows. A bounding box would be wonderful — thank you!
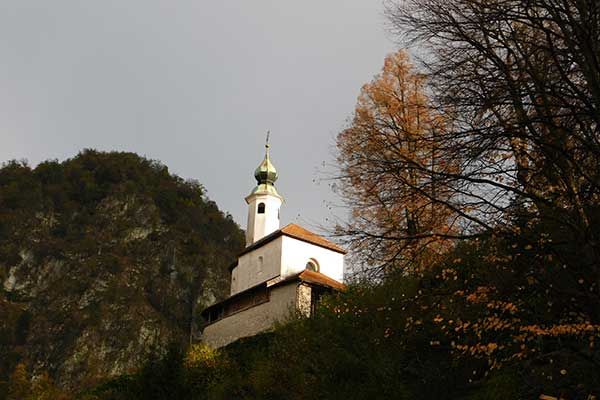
[72,215,598,400]
[0,150,244,396]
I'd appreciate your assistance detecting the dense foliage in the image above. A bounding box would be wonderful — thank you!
[0,150,244,395]
[75,212,597,399]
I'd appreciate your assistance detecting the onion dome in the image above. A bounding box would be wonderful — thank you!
[247,134,282,199]
[254,146,278,185]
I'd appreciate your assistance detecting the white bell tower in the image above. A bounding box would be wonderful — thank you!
[245,134,283,246]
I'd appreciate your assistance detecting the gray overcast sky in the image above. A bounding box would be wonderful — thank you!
[0,0,395,230]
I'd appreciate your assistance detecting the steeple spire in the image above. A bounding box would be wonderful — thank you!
[245,133,284,246]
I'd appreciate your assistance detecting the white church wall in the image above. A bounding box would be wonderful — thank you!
[280,236,344,283]
[202,282,298,348]
[230,237,283,295]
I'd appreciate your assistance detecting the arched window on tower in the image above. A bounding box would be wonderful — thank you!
[258,203,265,214]
[306,258,320,272]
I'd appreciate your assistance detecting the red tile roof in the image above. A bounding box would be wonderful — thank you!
[236,224,346,262]
[297,269,346,291]
[280,224,346,254]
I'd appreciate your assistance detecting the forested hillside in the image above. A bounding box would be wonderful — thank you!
[0,150,244,396]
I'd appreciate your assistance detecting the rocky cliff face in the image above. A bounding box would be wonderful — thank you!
[0,150,244,391]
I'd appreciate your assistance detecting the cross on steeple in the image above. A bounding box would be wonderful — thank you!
[266,130,270,149]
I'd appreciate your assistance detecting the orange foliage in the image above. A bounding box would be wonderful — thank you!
[336,50,459,271]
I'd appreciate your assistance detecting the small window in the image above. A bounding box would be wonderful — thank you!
[306,259,320,272]
[258,203,266,214]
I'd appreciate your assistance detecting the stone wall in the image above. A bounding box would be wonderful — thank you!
[296,283,312,317]
[201,281,298,348]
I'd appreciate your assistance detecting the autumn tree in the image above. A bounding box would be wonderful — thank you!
[384,1,600,242]
[336,50,458,272]
[339,0,600,297]
[380,0,600,322]
[334,2,600,387]
[330,0,600,389]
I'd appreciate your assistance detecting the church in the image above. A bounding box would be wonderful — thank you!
[201,140,346,348]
